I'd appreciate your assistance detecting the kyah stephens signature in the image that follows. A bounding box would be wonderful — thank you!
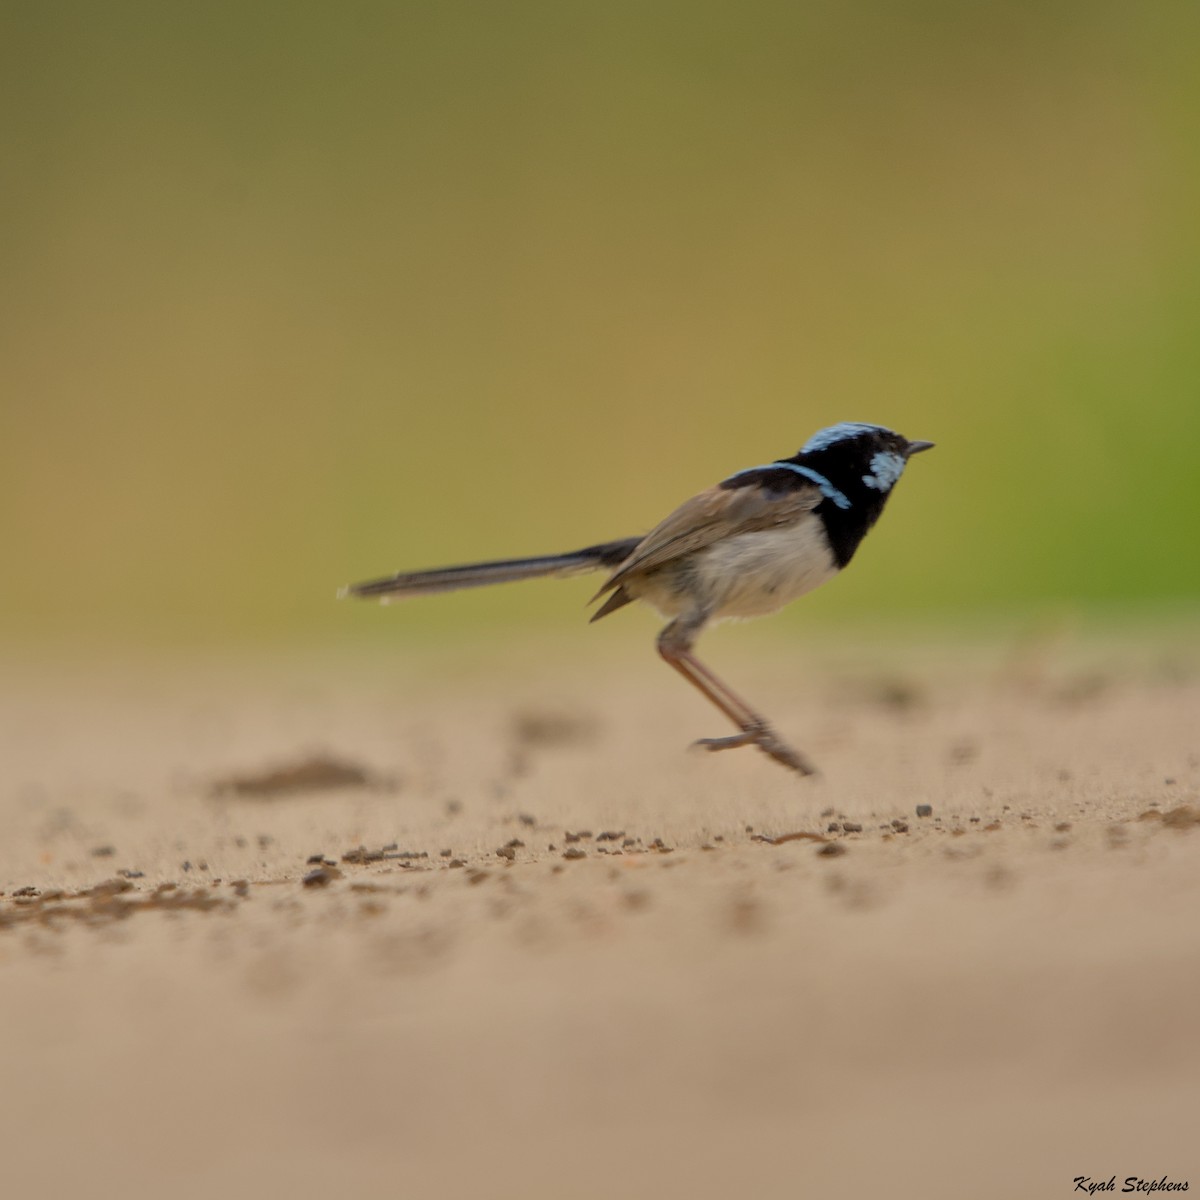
[1074,1179,1188,1195]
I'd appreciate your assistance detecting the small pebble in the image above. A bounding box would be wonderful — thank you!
[302,866,341,888]
[915,804,933,818]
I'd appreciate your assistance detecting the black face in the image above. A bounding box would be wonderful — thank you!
[792,423,931,567]
[720,422,933,569]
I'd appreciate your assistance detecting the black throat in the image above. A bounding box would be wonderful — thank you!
[811,488,888,569]
[785,439,900,569]
[718,427,913,571]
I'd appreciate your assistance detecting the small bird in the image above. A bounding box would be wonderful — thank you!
[342,421,933,775]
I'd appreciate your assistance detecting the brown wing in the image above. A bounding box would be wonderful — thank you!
[593,478,824,598]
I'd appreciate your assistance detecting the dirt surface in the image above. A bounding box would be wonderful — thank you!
[2,635,1198,1198]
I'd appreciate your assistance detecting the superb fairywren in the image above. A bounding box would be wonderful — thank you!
[343,422,933,774]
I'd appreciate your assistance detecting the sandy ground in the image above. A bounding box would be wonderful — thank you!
[1,631,1198,1199]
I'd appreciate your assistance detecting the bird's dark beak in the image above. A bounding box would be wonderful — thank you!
[905,440,935,456]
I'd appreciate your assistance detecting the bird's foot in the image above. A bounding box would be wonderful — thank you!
[693,726,817,776]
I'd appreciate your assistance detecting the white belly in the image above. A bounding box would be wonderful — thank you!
[630,518,839,621]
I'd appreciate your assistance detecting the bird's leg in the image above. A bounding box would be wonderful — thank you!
[656,620,816,776]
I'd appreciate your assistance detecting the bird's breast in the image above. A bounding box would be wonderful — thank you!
[683,517,839,620]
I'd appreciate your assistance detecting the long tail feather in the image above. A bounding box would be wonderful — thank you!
[340,536,641,603]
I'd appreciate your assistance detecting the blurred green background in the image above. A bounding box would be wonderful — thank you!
[2,0,1198,649]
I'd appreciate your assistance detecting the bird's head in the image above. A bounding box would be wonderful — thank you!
[797,422,934,499]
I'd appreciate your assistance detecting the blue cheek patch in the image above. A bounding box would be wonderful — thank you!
[862,450,904,492]
[728,462,852,510]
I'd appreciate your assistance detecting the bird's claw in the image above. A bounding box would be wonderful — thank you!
[693,727,817,776]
